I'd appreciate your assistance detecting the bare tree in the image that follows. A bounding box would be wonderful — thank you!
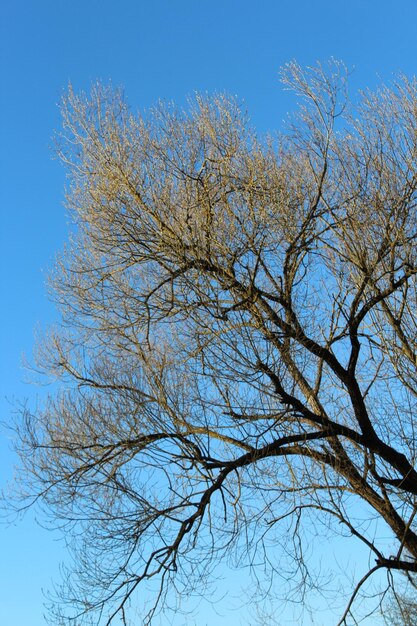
[11,61,417,624]
[385,583,417,626]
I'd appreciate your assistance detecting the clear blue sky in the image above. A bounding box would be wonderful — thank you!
[1,1,417,624]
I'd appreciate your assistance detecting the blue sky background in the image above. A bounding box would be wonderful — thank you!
[2,1,417,624]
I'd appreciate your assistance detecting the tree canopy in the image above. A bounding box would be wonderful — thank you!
[12,61,417,624]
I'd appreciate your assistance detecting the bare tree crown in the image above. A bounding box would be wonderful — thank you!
[13,61,417,624]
